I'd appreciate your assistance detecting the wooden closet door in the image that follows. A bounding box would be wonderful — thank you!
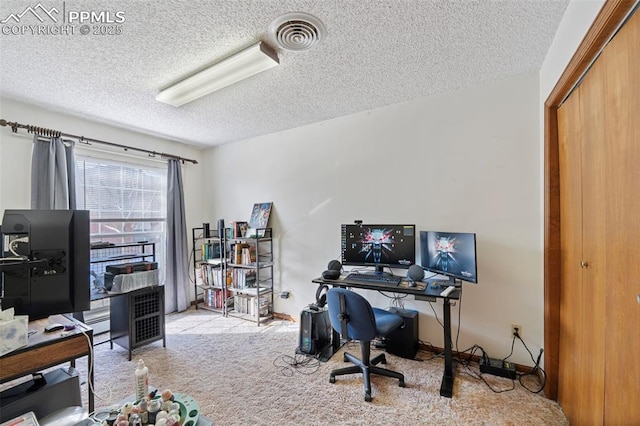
[558,10,640,424]
[557,84,603,424]
[602,9,640,422]
[577,43,608,424]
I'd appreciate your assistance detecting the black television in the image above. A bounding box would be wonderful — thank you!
[0,209,90,320]
[420,231,478,285]
[341,224,416,276]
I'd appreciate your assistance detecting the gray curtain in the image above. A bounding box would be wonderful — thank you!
[30,135,76,209]
[165,159,190,313]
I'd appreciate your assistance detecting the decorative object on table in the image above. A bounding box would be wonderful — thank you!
[111,390,199,426]
[134,359,149,401]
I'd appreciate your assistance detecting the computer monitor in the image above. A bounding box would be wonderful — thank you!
[420,231,478,284]
[1,209,90,320]
[341,224,416,275]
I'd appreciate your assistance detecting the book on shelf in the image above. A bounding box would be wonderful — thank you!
[233,286,269,296]
[233,295,270,316]
[231,293,269,316]
[228,242,256,264]
[195,267,203,286]
[231,221,249,238]
[200,263,224,287]
[242,246,257,264]
[233,294,250,314]
[229,269,257,289]
[203,288,225,309]
[233,243,249,264]
[202,241,222,261]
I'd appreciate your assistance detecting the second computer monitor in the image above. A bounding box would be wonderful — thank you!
[420,230,478,284]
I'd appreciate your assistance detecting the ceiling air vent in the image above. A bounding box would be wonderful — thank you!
[269,12,326,52]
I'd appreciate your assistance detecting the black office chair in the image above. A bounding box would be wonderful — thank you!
[326,288,406,402]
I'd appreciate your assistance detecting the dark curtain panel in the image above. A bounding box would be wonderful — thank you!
[165,159,190,312]
[30,135,76,209]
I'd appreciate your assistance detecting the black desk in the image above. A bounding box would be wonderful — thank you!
[312,276,460,398]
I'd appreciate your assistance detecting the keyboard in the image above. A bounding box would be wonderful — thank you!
[345,273,401,286]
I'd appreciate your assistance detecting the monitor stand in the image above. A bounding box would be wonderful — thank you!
[371,264,393,278]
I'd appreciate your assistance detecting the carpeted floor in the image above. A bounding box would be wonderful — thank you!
[73,308,568,425]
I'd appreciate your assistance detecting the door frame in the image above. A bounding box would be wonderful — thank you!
[543,0,635,400]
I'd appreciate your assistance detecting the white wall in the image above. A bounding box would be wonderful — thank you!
[535,0,604,362]
[0,0,604,367]
[202,72,541,365]
[539,0,605,223]
[0,97,207,300]
[540,0,606,99]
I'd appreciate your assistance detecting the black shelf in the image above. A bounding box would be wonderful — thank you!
[110,285,165,360]
[89,242,156,301]
[192,226,274,325]
[88,242,164,357]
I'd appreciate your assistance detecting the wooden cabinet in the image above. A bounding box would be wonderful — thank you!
[109,285,166,360]
[556,10,640,424]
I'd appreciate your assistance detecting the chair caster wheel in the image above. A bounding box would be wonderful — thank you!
[343,354,348,362]
[399,381,406,388]
[380,357,387,365]
[329,376,336,384]
[365,394,372,402]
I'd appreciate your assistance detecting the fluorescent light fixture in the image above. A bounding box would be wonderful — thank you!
[156,42,279,107]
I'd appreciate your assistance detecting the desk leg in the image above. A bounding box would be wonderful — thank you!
[440,298,456,398]
[332,328,340,354]
[317,327,342,362]
[88,333,95,413]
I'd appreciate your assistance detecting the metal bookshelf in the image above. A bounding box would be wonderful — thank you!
[192,226,274,325]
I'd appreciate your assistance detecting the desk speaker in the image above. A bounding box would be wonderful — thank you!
[407,265,424,282]
[322,260,342,280]
[385,308,419,359]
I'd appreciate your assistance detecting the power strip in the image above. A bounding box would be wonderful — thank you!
[479,357,517,379]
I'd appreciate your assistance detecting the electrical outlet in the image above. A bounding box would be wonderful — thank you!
[511,324,522,337]
[280,291,290,299]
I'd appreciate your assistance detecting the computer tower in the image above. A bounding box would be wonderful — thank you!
[0,367,82,422]
[385,308,419,359]
[297,307,331,356]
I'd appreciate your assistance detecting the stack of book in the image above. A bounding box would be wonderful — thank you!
[199,263,224,287]
[203,288,225,309]
[230,269,256,288]
[229,243,256,265]
[232,294,270,316]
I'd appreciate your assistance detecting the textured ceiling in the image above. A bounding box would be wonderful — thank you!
[0,0,569,147]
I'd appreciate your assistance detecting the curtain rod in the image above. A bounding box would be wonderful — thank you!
[0,119,198,165]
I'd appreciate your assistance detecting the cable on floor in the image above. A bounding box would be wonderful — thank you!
[273,352,321,376]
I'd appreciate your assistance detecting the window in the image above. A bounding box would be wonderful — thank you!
[75,155,167,290]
